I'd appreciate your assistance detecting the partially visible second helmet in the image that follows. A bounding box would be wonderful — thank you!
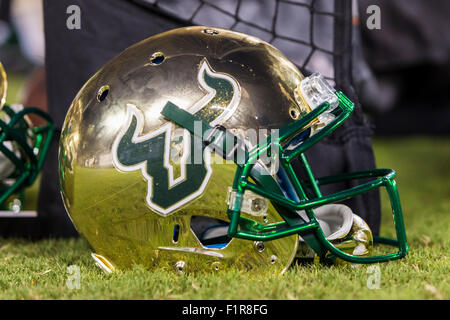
[0,62,54,213]
[59,27,408,273]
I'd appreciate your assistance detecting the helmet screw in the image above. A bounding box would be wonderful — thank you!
[11,199,21,214]
[212,262,220,271]
[203,28,219,35]
[175,261,185,274]
[270,255,277,264]
[254,241,265,253]
[289,106,301,120]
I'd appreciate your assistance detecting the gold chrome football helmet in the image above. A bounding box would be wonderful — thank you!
[0,62,54,212]
[59,26,408,273]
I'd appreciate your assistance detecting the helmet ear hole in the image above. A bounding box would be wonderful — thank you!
[190,216,231,249]
[172,224,180,244]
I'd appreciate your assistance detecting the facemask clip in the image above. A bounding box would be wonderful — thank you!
[227,187,268,217]
[299,73,339,127]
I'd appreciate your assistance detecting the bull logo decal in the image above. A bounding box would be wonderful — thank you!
[112,59,241,216]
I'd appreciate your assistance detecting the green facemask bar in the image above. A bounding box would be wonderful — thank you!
[0,105,55,210]
[162,87,408,264]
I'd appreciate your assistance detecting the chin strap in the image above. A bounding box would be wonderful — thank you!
[301,204,354,241]
[296,204,373,261]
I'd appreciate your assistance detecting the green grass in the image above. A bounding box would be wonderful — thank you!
[4,70,25,106]
[0,136,448,300]
[1,71,449,300]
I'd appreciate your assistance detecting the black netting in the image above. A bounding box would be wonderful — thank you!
[131,0,353,86]
[0,0,10,22]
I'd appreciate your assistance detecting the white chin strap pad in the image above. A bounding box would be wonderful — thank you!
[0,141,17,180]
[299,204,354,241]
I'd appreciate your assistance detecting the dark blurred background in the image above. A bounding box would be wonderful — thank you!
[356,0,450,135]
[1,0,449,135]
